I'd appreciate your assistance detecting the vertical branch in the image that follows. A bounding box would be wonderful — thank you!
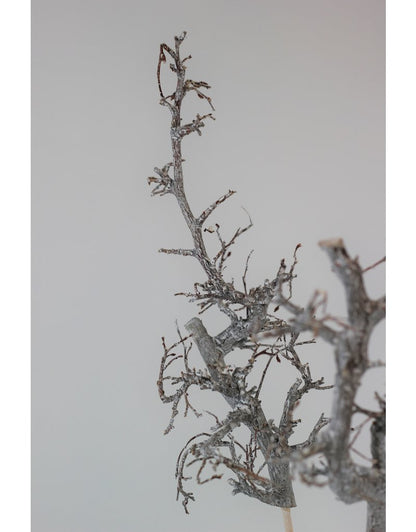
[277,239,385,524]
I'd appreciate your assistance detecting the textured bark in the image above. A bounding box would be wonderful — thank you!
[276,239,385,530]
[366,411,385,532]
[367,501,385,532]
[186,317,296,508]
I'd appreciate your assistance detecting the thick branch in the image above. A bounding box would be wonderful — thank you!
[185,316,296,508]
[280,239,385,517]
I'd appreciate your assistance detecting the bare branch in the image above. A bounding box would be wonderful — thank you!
[362,256,386,273]
[184,79,216,110]
[176,112,216,138]
[150,34,384,529]
[159,248,195,257]
[197,189,236,226]
[242,250,254,295]
[291,413,330,452]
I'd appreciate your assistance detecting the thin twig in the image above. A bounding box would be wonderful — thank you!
[362,256,386,273]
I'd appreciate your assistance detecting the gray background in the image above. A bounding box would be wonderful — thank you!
[32,1,385,531]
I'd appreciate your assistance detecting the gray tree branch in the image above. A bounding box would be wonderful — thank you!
[149,33,384,532]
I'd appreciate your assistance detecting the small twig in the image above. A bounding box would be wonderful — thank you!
[350,447,376,464]
[159,248,195,256]
[197,189,236,226]
[348,416,372,450]
[213,213,253,272]
[242,250,254,295]
[196,459,223,484]
[287,243,301,300]
[255,355,274,399]
[204,410,220,425]
[362,256,386,273]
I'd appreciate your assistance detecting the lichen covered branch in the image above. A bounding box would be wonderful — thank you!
[150,32,332,516]
[149,33,384,532]
[275,239,385,530]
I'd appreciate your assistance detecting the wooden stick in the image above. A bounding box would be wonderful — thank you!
[281,508,294,532]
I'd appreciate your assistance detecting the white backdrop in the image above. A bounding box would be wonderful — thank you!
[32,1,385,531]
